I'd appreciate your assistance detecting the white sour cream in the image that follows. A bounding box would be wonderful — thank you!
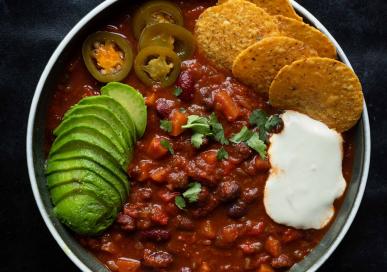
[264,110,346,229]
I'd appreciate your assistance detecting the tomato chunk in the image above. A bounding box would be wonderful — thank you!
[147,136,168,159]
[170,110,188,136]
[116,257,141,272]
[214,90,240,121]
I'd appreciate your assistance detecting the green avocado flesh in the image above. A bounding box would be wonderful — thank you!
[46,83,145,235]
[49,146,129,194]
[46,158,125,206]
[54,193,116,235]
[64,104,134,152]
[101,82,147,137]
[54,114,127,155]
[78,95,137,146]
[49,126,130,170]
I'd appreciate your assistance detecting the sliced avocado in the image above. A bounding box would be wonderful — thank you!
[54,114,127,155]
[78,95,137,145]
[49,182,102,206]
[49,126,130,169]
[101,82,147,137]
[46,159,125,206]
[54,192,116,235]
[64,104,133,153]
[49,146,129,195]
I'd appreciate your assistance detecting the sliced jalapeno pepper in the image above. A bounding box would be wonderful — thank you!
[82,31,133,83]
[139,23,196,60]
[134,46,181,87]
[133,0,184,39]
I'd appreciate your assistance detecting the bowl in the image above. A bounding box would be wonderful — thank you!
[26,0,371,271]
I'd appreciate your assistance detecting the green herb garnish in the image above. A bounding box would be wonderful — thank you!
[230,126,254,144]
[217,147,229,161]
[173,86,183,97]
[182,182,202,203]
[160,120,172,133]
[191,133,205,149]
[249,109,268,127]
[209,113,229,145]
[175,196,186,210]
[160,139,174,155]
[182,115,211,135]
[246,133,267,159]
[265,114,282,131]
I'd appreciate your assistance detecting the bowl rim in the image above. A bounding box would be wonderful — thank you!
[26,1,371,271]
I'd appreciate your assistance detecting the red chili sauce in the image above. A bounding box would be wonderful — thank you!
[45,1,355,271]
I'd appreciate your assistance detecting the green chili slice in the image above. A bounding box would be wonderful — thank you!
[82,31,133,83]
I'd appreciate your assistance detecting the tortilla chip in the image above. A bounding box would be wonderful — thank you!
[218,0,302,21]
[269,57,363,132]
[232,36,318,94]
[195,0,278,70]
[275,15,337,59]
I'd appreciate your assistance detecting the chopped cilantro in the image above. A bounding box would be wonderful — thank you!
[160,120,172,133]
[160,139,174,155]
[217,147,229,161]
[182,182,202,203]
[249,109,268,127]
[179,107,186,113]
[246,133,267,159]
[175,196,186,210]
[265,114,282,131]
[209,113,229,145]
[191,133,205,149]
[173,86,183,97]
[182,115,211,134]
[230,126,254,144]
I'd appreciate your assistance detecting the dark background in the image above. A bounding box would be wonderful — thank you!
[0,0,386,271]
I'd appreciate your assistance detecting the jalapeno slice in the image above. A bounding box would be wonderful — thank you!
[133,0,184,39]
[82,31,133,83]
[134,46,181,87]
[139,23,196,60]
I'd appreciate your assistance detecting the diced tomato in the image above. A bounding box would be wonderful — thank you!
[201,150,218,164]
[116,257,141,272]
[265,236,282,257]
[147,136,168,159]
[255,156,271,171]
[170,109,188,136]
[149,167,170,183]
[135,160,154,182]
[214,90,241,121]
[145,92,157,107]
[282,228,302,243]
[257,264,274,272]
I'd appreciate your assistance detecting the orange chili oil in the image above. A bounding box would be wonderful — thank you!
[44,1,355,271]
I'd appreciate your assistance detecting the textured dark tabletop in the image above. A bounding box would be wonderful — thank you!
[0,0,386,271]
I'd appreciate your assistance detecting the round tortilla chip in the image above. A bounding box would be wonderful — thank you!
[218,0,302,21]
[232,36,318,94]
[275,15,337,59]
[195,0,278,70]
[269,57,363,132]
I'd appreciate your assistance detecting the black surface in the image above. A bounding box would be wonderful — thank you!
[0,0,386,271]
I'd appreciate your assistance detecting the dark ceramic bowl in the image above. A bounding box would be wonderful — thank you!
[26,1,371,271]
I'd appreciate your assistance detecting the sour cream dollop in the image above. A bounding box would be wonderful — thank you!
[264,110,346,229]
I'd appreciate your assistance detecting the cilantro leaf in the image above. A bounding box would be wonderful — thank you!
[246,133,267,159]
[209,113,229,145]
[217,147,229,161]
[230,126,254,144]
[182,182,202,203]
[191,133,205,149]
[182,115,211,134]
[265,114,282,131]
[179,107,186,113]
[249,109,268,127]
[160,139,174,155]
[160,120,172,133]
[259,127,268,143]
[175,196,186,210]
[173,86,183,97]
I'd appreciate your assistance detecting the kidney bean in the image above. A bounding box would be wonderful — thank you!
[139,229,171,242]
[172,215,195,231]
[217,180,240,202]
[156,98,176,118]
[228,200,247,219]
[143,249,173,268]
[271,254,293,268]
[241,187,259,203]
[265,236,282,257]
[239,241,263,255]
[176,70,195,101]
[116,213,136,232]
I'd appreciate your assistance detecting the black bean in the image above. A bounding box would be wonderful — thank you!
[139,229,171,242]
[217,180,240,202]
[228,200,248,219]
[143,249,173,268]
